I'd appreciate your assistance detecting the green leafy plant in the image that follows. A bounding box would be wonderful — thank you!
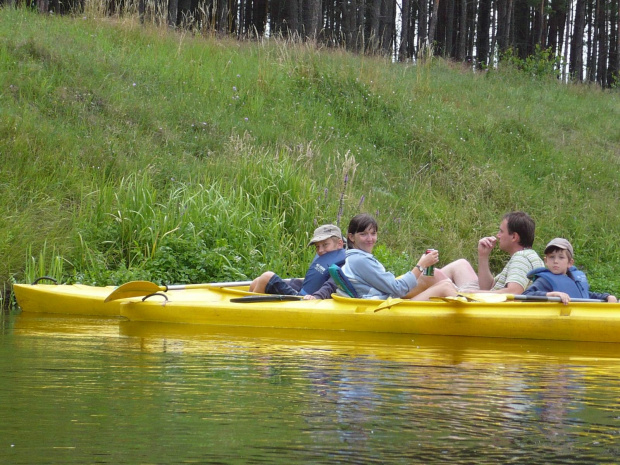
[500,45,562,79]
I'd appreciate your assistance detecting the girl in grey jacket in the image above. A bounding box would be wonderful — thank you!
[341,214,456,300]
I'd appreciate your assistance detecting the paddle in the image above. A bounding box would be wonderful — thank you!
[456,293,606,303]
[104,280,254,302]
[369,292,607,313]
[230,295,303,303]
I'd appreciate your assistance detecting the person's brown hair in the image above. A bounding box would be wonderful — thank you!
[503,211,535,248]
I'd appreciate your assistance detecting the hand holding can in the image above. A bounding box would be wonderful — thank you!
[424,249,437,276]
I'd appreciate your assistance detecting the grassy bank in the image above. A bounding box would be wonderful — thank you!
[1,6,619,302]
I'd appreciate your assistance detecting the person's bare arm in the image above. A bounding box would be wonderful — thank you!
[492,282,525,294]
[477,236,496,290]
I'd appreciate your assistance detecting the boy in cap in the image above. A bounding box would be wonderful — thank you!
[523,238,617,304]
[249,224,345,299]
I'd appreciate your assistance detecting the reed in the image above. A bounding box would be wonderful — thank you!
[23,242,67,285]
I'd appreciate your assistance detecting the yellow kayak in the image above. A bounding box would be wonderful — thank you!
[12,282,244,317]
[13,283,122,317]
[13,282,620,343]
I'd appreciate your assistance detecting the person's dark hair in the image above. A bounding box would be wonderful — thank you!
[346,213,378,249]
[503,211,535,248]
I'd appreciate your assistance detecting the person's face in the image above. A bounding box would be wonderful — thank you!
[496,219,517,252]
[313,237,343,256]
[348,226,377,254]
[544,249,574,275]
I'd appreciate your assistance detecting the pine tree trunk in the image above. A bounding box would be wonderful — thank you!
[562,0,573,80]
[418,0,428,51]
[513,0,530,58]
[496,0,509,53]
[570,0,585,80]
[547,0,567,55]
[37,0,49,13]
[610,0,620,85]
[380,0,396,54]
[476,0,491,66]
[399,0,411,60]
[445,0,456,57]
[303,0,322,40]
[596,0,608,85]
[587,0,598,81]
[428,0,441,47]
[342,0,364,52]
[168,0,178,27]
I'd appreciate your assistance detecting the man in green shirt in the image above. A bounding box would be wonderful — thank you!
[437,211,544,294]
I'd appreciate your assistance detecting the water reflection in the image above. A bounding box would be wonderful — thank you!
[2,312,620,464]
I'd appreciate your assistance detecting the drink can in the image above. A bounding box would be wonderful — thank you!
[424,249,435,276]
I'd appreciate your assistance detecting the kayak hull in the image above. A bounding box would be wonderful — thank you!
[13,284,121,317]
[119,292,620,343]
[13,283,620,343]
[12,283,241,317]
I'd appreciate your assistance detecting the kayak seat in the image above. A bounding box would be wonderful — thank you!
[328,264,359,298]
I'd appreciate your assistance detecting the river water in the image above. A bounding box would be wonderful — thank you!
[2,311,620,464]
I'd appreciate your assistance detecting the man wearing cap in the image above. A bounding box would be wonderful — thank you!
[523,238,617,303]
[434,211,545,294]
[249,224,345,299]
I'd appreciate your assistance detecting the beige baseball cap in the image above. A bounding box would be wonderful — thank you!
[308,224,342,246]
[544,238,574,256]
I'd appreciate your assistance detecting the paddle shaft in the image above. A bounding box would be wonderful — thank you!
[105,278,299,302]
[165,278,298,290]
[167,281,252,290]
[512,294,605,303]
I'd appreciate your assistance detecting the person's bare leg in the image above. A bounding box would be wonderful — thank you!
[404,274,439,298]
[436,259,479,288]
[403,268,452,298]
[249,271,275,293]
[410,279,458,301]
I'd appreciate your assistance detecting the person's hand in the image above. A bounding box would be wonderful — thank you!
[478,236,497,257]
[607,295,618,303]
[417,249,439,270]
[303,295,317,300]
[548,291,570,305]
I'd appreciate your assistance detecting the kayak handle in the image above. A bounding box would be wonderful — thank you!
[31,276,58,285]
[142,293,169,302]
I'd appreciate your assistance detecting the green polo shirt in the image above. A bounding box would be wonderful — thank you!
[492,249,544,291]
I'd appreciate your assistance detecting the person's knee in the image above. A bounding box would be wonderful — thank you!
[433,269,448,281]
[453,258,474,271]
[250,271,275,292]
[438,279,457,296]
[409,278,456,300]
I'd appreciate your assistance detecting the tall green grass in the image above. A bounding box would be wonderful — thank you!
[1,6,619,299]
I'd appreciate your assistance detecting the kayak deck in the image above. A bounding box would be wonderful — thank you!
[119,290,620,343]
[13,283,620,343]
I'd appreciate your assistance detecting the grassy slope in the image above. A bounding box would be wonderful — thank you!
[1,7,619,293]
